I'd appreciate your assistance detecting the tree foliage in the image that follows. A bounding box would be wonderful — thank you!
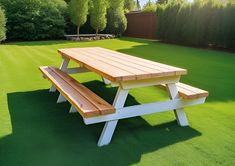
[68,0,89,34]
[156,0,168,4]
[142,1,157,12]
[90,0,107,34]
[0,6,6,42]
[136,0,141,10]
[124,0,136,13]
[156,0,235,49]
[0,0,130,40]
[0,0,66,40]
[106,0,127,36]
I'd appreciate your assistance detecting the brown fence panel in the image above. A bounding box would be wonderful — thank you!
[124,12,157,39]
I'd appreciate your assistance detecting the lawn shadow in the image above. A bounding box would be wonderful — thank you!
[1,80,201,166]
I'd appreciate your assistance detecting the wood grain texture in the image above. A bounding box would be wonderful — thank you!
[159,83,209,99]
[39,66,115,118]
[58,47,187,81]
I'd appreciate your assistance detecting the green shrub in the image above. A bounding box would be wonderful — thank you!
[156,0,235,49]
[0,0,67,40]
[0,6,6,42]
[106,0,127,36]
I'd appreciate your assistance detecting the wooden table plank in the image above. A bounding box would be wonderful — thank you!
[93,47,186,75]
[58,47,187,81]
[83,49,170,77]
[59,49,136,81]
[76,49,152,80]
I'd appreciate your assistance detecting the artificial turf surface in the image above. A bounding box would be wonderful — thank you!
[0,37,234,166]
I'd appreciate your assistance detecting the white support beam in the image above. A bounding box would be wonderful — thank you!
[57,94,67,103]
[102,77,111,85]
[60,57,70,71]
[83,97,206,125]
[97,87,129,147]
[166,83,189,126]
[49,86,57,92]
[112,88,129,109]
[69,106,77,113]
[97,120,118,147]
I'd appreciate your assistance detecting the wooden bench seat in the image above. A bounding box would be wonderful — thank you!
[159,83,209,99]
[39,66,115,118]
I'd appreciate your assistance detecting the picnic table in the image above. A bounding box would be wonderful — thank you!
[39,47,208,146]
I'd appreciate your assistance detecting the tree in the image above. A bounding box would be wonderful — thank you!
[0,6,6,42]
[68,0,89,35]
[90,0,107,35]
[136,0,141,10]
[142,1,157,12]
[156,0,168,4]
[124,0,136,12]
[106,0,127,35]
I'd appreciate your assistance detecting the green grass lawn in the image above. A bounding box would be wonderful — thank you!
[0,37,234,166]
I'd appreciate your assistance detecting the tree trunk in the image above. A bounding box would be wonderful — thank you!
[96,29,98,36]
[77,26,80,35]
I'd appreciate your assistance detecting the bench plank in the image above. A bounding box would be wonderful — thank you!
[39,66,115,118]
[50,67,115,115]
[159,83,209,99]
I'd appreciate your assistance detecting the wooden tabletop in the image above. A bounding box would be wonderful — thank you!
[58,47,187,82]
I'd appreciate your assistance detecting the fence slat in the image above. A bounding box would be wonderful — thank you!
[124,12,156,39]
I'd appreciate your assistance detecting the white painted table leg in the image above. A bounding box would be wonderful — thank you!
[166,83,189,126]
[57,94,67,103]
[97,87,129,147]
[173,109,188,126]
[69,106,77,113]
[102,77,111,85]
[49,86,56,92]
[50,57,70,93]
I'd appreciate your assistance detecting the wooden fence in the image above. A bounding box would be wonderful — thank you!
[124,12,157,39]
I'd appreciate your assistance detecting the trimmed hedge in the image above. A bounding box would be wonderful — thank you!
[0,6,6,42]
[156,0,235,49]
[0,0,67,40]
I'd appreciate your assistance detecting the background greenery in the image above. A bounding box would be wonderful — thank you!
[0,0,132,40]
[0,6,6,42]
[0,0,67,40]
[156,0,235,49]
[0,37,234,165]
[106,0,127,36]
[68,0,89,35]
[90,0,107,34]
